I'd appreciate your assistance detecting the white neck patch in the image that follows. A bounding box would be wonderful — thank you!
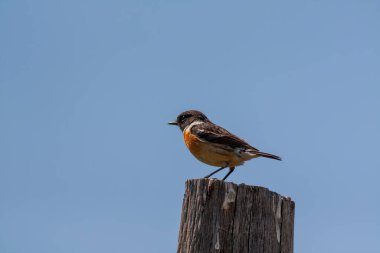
[183,120,203,132]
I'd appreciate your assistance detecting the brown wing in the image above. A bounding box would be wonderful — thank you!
[191,123,258,151]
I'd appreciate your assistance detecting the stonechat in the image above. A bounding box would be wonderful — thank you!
[169,110,281,181]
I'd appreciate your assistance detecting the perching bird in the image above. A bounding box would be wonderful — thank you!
[168,110,281,181]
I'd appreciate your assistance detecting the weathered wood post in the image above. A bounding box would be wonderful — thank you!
[177,179,295,253]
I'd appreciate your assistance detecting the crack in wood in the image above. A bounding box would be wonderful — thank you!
[177,179,295,253]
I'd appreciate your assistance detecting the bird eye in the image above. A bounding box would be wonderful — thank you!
[180,114,190,121]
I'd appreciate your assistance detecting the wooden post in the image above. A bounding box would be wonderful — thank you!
[177,179,295,253]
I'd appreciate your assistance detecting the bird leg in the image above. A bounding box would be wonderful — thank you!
[222,167,235,181]
[204,166,227,179]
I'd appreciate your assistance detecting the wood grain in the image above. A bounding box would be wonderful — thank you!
[177,179,295,253]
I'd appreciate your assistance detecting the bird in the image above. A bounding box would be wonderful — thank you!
[168,110,281,181]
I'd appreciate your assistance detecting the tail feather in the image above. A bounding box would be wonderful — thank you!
[249,150,282,161]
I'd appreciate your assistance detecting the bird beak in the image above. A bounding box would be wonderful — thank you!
[168,121,178,125]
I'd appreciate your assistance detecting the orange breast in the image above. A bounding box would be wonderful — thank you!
[183,129,203,157]
[183,129,245,167]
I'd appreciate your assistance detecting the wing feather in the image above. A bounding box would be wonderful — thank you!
[191,123,258,151]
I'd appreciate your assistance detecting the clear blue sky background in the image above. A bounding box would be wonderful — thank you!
[1,1,379,252]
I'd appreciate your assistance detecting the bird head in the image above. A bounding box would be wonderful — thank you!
[168,110,209,131]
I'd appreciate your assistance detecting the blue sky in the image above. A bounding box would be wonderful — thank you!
[1,0,379,252]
